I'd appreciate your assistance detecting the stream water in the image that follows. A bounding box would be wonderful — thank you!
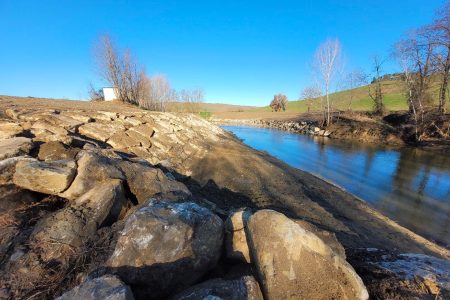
[222,125,450,247]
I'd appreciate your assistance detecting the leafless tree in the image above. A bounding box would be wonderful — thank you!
[313,38,343,126]
[345,69,367,112]
[179,88,205,113]
[394,30,437,140]
[301,86,322,113]
[368,56,385,115]
[428,3,450,114]
[270,94,288,112]
[94,35,148,106]
[87,83,103,102]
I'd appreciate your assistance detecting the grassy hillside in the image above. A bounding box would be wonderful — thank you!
[168,102,257,113]
[255,77,449,113]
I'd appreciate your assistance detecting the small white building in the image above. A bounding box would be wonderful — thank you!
[102,87,118,101]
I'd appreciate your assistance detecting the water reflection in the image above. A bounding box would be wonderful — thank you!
[223,125,450,246]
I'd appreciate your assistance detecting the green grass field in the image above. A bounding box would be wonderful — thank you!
[255,78,449,113]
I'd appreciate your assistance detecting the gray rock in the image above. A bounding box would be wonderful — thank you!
[78,122,125,142]
[31,180,127,264]
[118,160,191,203]
[61,151,124,199]
[107,131,141,149]
[107,200,224,299]
[376,253,450,298]
[294,219,346,259]
[73,179,128,228]
[0,156,34,185]
[31,207,91,263]
[30,127,73,145]
[0,121,23,139]
[57,275,134,300]
[13,159,76,194]
[31,120,68,136]
[225,208,252,263]
[38,141,79,161]
[171,276,263,300]
[0,137,33,160]
[246,209,368,300]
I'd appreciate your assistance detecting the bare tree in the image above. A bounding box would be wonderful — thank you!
[368,56,385,115]
[313,38,342,126]
[345,69,367,112]
[301,86,322,113]
[429,3,450,114]
[270,94,288,112]
[394,30,437,140]
[179,88,204,113]
[87,83,103,102]
[94,34,147,106]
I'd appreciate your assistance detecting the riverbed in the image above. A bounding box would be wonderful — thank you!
[222,125,450,247]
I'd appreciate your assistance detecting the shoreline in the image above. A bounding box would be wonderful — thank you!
[212,115,450,153]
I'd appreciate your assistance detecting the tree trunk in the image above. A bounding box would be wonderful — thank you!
[439,46,450,114]
[326,85,330,126]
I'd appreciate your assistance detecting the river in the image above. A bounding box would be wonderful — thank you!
[222,125,450,247]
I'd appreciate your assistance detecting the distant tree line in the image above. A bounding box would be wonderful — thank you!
[393,2,449,139]
[296,2,448,134]
[89,35,204,112]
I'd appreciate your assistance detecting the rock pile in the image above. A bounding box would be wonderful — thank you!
[0,107,370,299]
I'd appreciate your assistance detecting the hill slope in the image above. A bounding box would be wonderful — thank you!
[256,77,449,113]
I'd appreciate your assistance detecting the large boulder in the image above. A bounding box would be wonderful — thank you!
[38,141,79,161]
[57,275,134,300]
[171,276,263,300]
[31,207,91,263]
[0,156,34,185]
[294,219,346,259]
[125,130,152,148]
[128,123,155,139]
[61,151,124,199]
[118,160,191,203]
[0,137,33,160]
[0,121,23,139]
[31,120,68,136]
[13,159,76,194]
[107,131,141,149]
[31,180,127,263]
[246,210,368,300]
[31,127,73,145]
[107,200,224,299]
[225,208,252,263]
[78,122,125,142]
[73,179,128,228]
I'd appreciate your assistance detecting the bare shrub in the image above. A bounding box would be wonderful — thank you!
[301,86,322,113]
[87,83,103,102]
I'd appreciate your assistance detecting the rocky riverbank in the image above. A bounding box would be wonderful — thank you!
[0,97,449,299]
[212,116,404,144]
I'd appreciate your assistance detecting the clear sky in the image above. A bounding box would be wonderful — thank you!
[0,0,446,105]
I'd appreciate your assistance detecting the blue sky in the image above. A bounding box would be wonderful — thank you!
[0,0,446,105]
